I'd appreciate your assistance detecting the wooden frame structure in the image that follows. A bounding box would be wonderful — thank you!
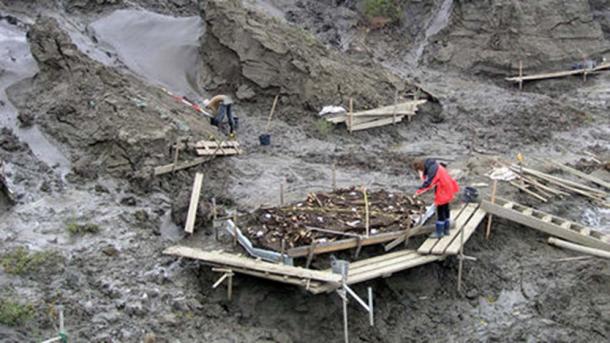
[326,99,427,131]
[481,197,610,251]
[506,61,610,86]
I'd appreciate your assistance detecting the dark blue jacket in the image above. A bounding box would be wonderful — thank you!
[418,159,438,191]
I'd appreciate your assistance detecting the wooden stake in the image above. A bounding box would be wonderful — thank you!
[362,186,370,237]
[305,241,318,269]
[184,173,204,234]
[518,60,523,91]
[348,98,353,134]
[232,213,238,247]
[227,273,233,300]
[457,214,465,293]
[332,163,337,190]
[265,94,279,132]
[212,197,219,240]
[280,239,286,264]
[171,138,181,174]
[485,179,497,240]
[280,182,284,206]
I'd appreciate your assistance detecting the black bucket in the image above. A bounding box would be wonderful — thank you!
[461,187,479,203]
[259,134,271,146]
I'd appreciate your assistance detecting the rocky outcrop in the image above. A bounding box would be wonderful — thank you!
[9,17,218,180]
[425,0,610,74]
[198,0,425,112]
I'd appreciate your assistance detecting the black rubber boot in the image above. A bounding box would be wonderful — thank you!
[444,220,451,236]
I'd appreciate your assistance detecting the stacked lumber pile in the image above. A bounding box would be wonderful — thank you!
[240,187,426,252]
[325,100,427,131]
[193,140,242,156]
[507,160,609,205]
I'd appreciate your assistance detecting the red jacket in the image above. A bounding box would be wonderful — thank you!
[415,162,459,205]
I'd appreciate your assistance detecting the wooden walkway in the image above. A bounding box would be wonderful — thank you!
[309,249,442,294]
[506,62,610,83]
[417,203,487,255]
[481,197,610,251]
[163,246,341,284]
[164,246,447,294]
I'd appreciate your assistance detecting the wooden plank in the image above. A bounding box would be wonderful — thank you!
[519,166,606,195]
[417,204,474,255]
[509,181,548,202]
[154,157,207,176]
[560,221,571,230]
[195,140,240,149]
[522,208,533,216]
[347,255,442,285]
[444,208,488,255]
[351,100,426,116]
[351,114,406,125]
[196,148,240,156]
[429,204,479,255]
[350,116,405,131]
[505,62,610,82]
[545,160,610,191]
[184,173,204,234]
[548,237,610,259]
[347,251,419,277]
[286,228,430,257]
[348,250,415,269]
[163,246,342,283]
[541,215,552,223]
[227,266,325,292]
[480,200,610,252]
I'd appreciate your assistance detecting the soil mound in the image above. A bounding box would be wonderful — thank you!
[425,0,610,74]
[8,16,219,181]
[198,0,427,113]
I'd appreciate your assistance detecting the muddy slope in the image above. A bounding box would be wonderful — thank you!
[7,17,219,181]
[425,0,610,74]
[199,0,425,113]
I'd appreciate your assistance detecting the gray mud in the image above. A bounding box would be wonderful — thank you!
[0,0,609,342]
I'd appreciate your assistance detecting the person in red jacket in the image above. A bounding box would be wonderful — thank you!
[412,159,460,238]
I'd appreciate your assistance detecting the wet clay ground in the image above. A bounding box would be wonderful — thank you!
[0,0,609,342]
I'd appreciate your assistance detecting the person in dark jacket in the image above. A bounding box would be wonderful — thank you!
[412,159,460,238]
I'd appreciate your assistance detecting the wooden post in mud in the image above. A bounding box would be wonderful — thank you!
[280,182,284,206]
[171,138,181,174]
[212,197,219,241]
[457,218,465,292]
[232,212,238,247]
[362,186,370,237]
[332,163,337,190]
[485,179,498,240]
[518,60,523,91]
[265,94,280,132]
[348,98,353,134]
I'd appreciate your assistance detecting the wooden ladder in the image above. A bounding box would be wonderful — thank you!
[481,197,610,251]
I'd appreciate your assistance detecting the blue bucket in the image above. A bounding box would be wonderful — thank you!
[259,134,271,146]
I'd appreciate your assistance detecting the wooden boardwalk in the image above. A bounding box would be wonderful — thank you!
[481,197,610,251]
[417,203,487,255]
[506,62,610,83]
[309,249,442,294]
